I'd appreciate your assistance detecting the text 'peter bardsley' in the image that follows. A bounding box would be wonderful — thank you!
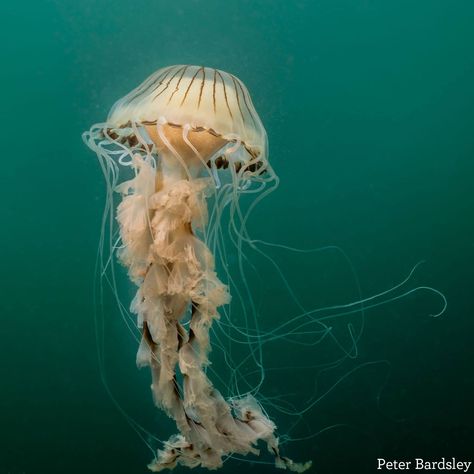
[377,458,471,472]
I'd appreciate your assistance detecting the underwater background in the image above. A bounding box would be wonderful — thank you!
[1,1,473,473]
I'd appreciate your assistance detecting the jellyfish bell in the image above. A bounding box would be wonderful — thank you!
[83,65,310,472]
[102,65,270,182]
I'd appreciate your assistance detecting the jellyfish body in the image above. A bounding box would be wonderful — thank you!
[83,66,311,472]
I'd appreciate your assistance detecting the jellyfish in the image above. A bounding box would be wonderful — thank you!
[83,65,312,472]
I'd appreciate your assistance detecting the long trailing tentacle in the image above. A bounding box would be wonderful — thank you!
[112,128,311,471]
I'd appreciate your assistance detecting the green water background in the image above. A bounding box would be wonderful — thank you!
[1,1,473,473]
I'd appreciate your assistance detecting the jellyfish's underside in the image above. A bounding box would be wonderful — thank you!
[84,65,312,472]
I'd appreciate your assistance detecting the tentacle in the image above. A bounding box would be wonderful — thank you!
[113,143,310,472]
